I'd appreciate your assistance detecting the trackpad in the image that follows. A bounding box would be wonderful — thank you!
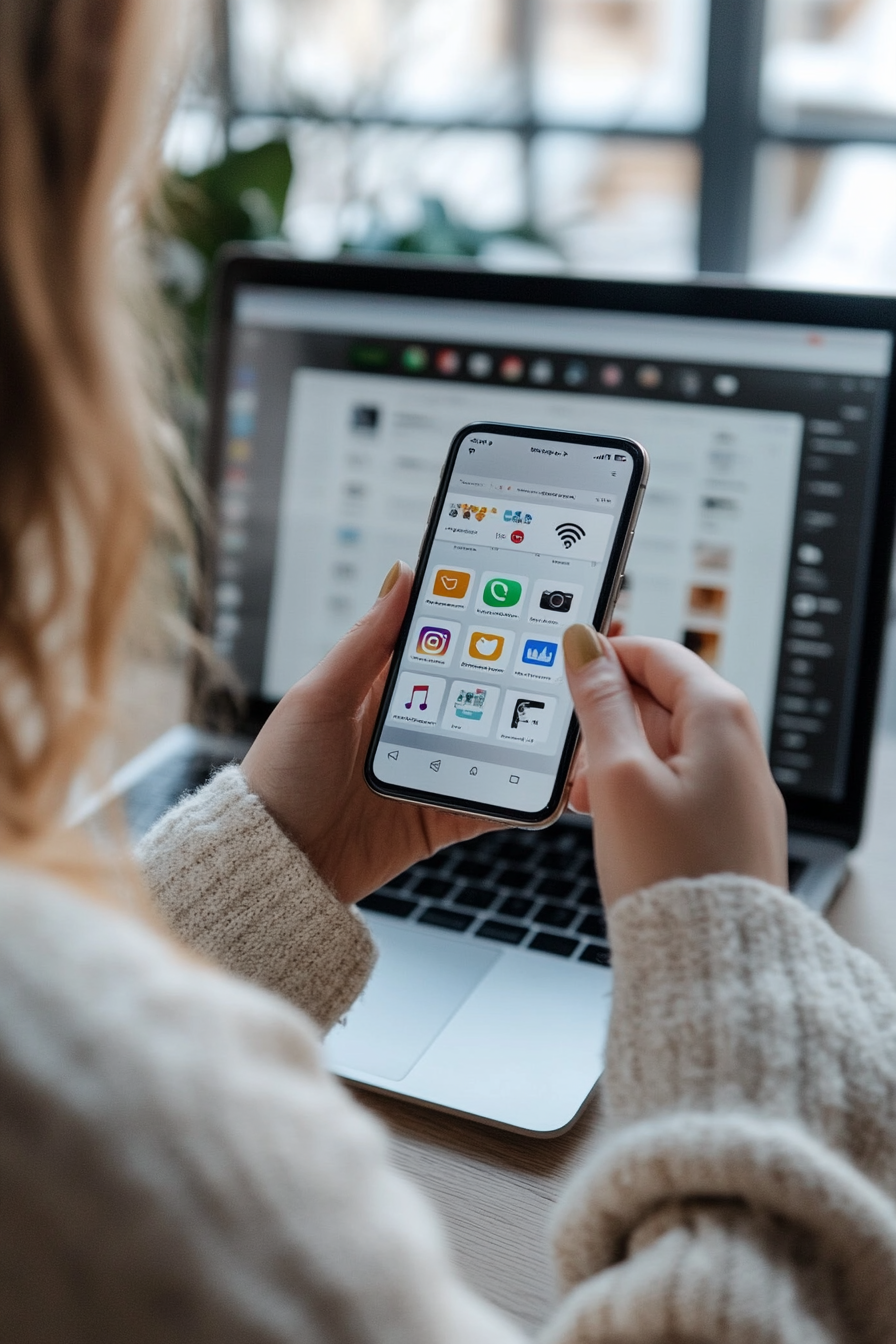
[324,919,499,1082]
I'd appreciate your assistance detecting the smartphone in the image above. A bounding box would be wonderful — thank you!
[365,422,648,827]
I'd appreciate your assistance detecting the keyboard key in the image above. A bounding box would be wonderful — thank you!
[476,919,527,946]
[529,932,578,958]
[453,886,495,910]
[384,870,414,890]
[535,875,575,900]
[534,902,576,929]
[577,882,603,907]
[497,839,533,863]
[360,893,417,919]
[418,907,474,932]
[496,867,532,890]
[580,944,611,966]
[414,876,453,900]
[497,896,533,919]
[788,858,807,891]
[419,851,452,871]
[577,911,607,939]
[454,859,492,880]
[537,851,576,873]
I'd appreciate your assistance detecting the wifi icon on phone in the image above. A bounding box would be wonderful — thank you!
[555,522,586,549]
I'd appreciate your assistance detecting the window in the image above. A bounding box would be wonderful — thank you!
[753,0,896,288]
[167,0,896,288]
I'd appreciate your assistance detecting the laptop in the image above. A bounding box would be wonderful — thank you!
[93,252,896,1135]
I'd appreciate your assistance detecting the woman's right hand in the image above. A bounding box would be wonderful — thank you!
[563,627,788,907]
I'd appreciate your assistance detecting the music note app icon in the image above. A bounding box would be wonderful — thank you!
[390,671,445,726]
[405,685,429,711]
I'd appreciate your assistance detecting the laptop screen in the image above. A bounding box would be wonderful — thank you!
[209,272,893,808]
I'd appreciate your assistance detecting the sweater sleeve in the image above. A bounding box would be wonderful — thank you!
[547,876,896,1344]
[135,765,375,1031]
[0,870,524,1344]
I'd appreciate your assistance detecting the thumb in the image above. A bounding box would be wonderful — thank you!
[301,561,412,713]
[563,626,650,779]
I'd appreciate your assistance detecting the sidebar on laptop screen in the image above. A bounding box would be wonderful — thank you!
[212,286,892,803]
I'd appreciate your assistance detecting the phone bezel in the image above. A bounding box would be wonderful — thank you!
[363,420,648,826]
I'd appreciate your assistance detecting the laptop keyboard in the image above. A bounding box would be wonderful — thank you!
[360,826,612,965]
[360,838,810,965]
[124,753,234,838]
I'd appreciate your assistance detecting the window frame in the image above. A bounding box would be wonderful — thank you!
[214,0,896,277]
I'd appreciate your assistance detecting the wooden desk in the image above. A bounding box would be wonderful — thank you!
[346,1088,601,1329]
[351,733,896,1331]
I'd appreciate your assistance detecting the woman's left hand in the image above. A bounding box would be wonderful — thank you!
[241,562,502,904]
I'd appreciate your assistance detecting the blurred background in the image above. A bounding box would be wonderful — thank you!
[145,0,896,742]
[157,0,896,335]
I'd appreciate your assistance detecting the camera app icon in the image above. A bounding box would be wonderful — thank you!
[539,589,573,613]
[529,581,583,625]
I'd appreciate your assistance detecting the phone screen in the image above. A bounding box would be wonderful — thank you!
[367,423,644,822]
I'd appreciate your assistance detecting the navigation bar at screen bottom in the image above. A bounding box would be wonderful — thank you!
[372,740,555,814]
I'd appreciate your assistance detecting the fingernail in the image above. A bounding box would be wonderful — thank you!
[378,561,402,599]
[563,624,603,672]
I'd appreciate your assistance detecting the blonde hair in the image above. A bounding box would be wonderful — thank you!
[0,0,196,857]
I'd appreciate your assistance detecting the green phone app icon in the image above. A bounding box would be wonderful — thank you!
[483,577,522,609]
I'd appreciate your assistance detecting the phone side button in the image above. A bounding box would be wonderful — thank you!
[416,494,437,566]
[605,576,623,627]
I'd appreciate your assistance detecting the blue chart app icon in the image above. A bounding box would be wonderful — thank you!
[522,639,558,668]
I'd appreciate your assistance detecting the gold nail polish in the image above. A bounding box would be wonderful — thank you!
[563,624,602,671]
[378,561,402,598]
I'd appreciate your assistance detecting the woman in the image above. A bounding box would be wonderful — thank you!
[1,1,895,1340]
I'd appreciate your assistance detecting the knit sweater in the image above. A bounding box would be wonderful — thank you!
[0,766,893,1341]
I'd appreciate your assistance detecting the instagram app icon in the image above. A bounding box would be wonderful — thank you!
[417,626,452,657]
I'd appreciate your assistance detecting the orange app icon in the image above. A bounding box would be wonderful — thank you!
[432,568,471,600]
[468,631,505,662]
